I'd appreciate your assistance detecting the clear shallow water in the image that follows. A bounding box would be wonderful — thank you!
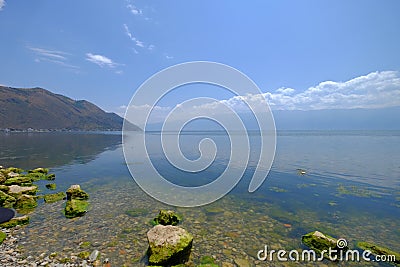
[0,131,399,266]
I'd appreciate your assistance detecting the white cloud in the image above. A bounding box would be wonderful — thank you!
[263,71,400,110]
[0,0,5,11]
[124,71,400,126]
[86,53,120,68]
[28,46,79,69]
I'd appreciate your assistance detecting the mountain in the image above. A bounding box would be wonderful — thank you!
[145,107,400,131]
[0,86,141,131]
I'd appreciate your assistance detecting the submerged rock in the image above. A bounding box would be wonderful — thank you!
[44,192,66,203]
[0,215,30,228]
[302,231,347,260]
[152,210,182,226]
[45,183,57,190]
[357,241,400,264]
[147,224,193,265]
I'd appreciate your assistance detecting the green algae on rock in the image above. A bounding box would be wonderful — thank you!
[357,241,400,264]
[44,192,66,203]
[64,185,89,218]
[64,199,89,218]
[46,183,57,190]
[66,184,89,200]
[0,190,16,208]
[147,224,193,266]
[152,210,182,226]
[0,230,6,244]
[302,231,347,260]
[28,167,49,174]
[0,215,30,228]
[14,194,38,213]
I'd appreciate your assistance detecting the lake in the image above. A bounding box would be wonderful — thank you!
[0,131,399,266]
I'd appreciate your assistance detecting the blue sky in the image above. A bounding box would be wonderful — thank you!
[0,0,400,117]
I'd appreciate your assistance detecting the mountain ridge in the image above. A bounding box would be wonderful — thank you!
[0,86,140,131]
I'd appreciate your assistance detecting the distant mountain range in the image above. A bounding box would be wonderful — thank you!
[145,107,400,131]
[0,86,141,131]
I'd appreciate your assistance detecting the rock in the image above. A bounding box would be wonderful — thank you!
[28,168,49,174]
[4,176,32,186]
[14,194,38,212]
[78,251,91,259]
[0,190,16,208]
[45,183,56,190]
[8,185,38,196]
[89,250,100,262]
[64,199,88,218]
[0,230,6,244]
[64,185,89,218]
[44,192,66,203]
[302,231,347,260]
[152,210,182,226]
[234,258,251,267]
[357,241,400,264]
[7,172,20,178]
[0,215,30,228]
[0,207,15,223]
[0,184,9,192]
[66,184,89,200]
[147,224,193,265]
[46,173,56,180]
[221,262,234,267]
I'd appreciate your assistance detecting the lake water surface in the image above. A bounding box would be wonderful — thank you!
[0,131,399,266]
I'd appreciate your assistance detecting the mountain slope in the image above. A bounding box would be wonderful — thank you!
[0,86,141,131]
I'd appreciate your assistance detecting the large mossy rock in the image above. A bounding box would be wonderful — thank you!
[65,199,88,218]
[302,231,347,260]
[64,185,89,218]
[152,210,182,226]
[4,176,33,186]
[147,225,193,265]
[8,185,38,197]
[14,194,38,213]
[357,241,400,264]
[66,184,89,200]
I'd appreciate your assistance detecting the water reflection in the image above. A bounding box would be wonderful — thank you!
[0,132,122,169]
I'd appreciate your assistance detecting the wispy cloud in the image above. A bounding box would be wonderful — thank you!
[28,46,79,69]
[123,24,155,51]
[85,53,120,68]
[0,0,5,11]
[126,0,142,15]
